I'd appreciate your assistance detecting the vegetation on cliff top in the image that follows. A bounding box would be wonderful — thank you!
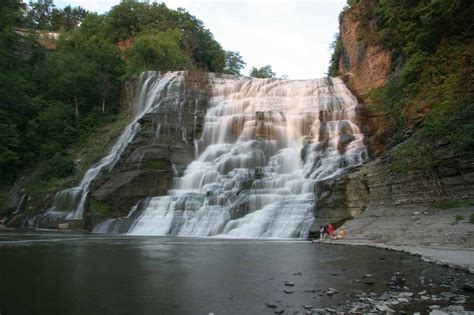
[329,0,474,161]
[0,0,246,212]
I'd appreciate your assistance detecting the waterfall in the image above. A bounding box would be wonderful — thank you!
[12,194,27,215]
[31,72,183,226]
[126,74,367,238]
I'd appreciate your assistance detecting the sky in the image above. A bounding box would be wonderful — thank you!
[55,0,346,79]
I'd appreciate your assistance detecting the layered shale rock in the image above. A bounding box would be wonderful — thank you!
[87,71,210,227]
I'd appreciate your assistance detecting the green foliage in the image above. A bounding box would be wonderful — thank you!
[249,65,276,78]
[328,33,344,77]
[40,153,75,180]
[433,199,474,210]
[470,213,474,224]
[147,159,170,171]
[389,161,409,174]
[26,0,86,30]
[223,51,246,75]
[1,0,241,205]
[0,110,20,180]
[454,214,464,223]
[127,29,191,73]
[103,1,229,73]
[332,0,474,161]
[89,198,110,213]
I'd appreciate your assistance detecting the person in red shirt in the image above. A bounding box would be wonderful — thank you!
[327,224,335,237]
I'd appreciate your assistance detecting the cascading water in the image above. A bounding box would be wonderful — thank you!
[125,74,367,238]
[30,72,183,226]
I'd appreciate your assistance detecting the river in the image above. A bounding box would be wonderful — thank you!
[0,231,472,314]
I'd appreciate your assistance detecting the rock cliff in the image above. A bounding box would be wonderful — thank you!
[86,71,210,228]
[337,3,392,96]
[315,1,474,237]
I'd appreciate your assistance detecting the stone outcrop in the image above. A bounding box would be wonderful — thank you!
[314,147,474,229]
[87,71,210,228]
[337,2,392,96]
[336,2,395,157]
[320,2,474,233]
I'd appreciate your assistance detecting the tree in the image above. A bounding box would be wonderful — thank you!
[0,0,26,31]
[27,0,55,29]
[127,29,191,73]
[0,110,20,180]
[223,51,246,75]
[50,5,87,31]
[249,65,276,78]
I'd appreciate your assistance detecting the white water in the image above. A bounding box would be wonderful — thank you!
[127,74,367,238]
[36,72,182,223]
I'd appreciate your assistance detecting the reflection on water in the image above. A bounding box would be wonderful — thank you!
[0,231,473,314]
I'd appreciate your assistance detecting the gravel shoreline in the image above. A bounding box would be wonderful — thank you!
[313,239,474,274]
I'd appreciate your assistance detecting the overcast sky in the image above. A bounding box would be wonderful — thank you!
[55,0,345,79]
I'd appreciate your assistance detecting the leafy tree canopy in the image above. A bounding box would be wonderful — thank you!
[249,65,276,78]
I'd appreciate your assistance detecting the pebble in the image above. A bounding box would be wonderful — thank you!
[397,297,409,303]
[284,290,294,294]
[440,292,455,300]
[429,305,441,310]
[274,310,284,314]
[462,284,474,292]
[375,303,394,312]
[446,305,464,312]
[293,272,302,276]
[302,305,313,310]
[454,295,466,301]
[284,282,295,287]
[399,292,413,298]
[418,290,427,295]
[266,303,277,309]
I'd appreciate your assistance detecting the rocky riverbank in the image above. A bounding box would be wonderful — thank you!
[325,206,474,273]
[265,268,474,314]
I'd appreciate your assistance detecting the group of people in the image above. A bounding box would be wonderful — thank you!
[319,224,345,240]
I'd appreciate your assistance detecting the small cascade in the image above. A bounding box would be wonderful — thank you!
[30,72,184,226]
[12,194,27,215]
[126,74,368,238]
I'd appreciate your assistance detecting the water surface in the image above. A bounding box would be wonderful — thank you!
[0,231,472,314]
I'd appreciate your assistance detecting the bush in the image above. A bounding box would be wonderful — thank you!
[454,215,464,223]
[40,153,75,181]
[470,213,474,224]
[127,29,191,74]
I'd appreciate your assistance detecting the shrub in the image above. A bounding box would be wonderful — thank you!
[454,215,464,223]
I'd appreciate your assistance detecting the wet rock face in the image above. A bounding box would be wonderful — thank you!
[88,72,211,224]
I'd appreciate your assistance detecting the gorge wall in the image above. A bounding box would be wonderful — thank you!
[86,71,211,228]
[315,0,474,235]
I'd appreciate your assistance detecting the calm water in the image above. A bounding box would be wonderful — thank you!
[0,231,472,314]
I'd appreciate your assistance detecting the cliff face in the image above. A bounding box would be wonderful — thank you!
[315,1,474,233]
[87,72,210,228]
[335,3,395,157]
[338,4,391,96]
